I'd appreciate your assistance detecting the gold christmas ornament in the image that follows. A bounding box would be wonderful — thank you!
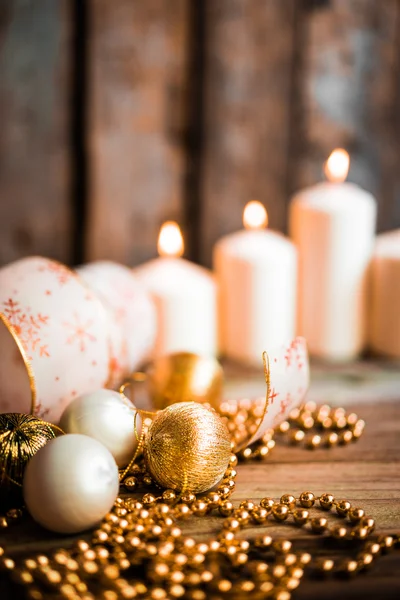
[144,402,231,493]
[0,413,59,505]
[145,351,223,410]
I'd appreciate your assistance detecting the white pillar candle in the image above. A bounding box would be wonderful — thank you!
[214,201,297,365]
[369,230,400,358]
[133,222,217,358]
[289,149,377,361]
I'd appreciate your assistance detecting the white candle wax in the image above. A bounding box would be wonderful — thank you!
[133,252,217,358]
[289,180,376,361]
[214,206,297,365]
[369,230,400,358]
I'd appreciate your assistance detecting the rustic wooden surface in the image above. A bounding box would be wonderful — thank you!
[0,0,72,265]
[200,0,296,266]
[86,0,189,266]
[0,359,399,598]
[290,0,400,233]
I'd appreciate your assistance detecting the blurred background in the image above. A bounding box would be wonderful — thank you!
[0,0,399,269]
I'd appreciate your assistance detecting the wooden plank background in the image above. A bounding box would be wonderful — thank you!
[0,0,399,268]
[0,0,72,265]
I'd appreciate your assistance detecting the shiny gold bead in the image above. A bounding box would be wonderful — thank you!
[352,527,369,540]
[307,434,321,448]
[300,552,312,565]
[272,564,286,578]
[191,500,209,516]
[380,535,395,550]
[27,590,44,600]
[279,420,290,433]
[239,580,255,592]
[327,432,339,445]
[319,558,334,572]
[338,430,353,444]
[251,506,269,523]
[170,571,184,583]
[273,539,292,553]
[219,500,234,517]
[365,542,381,555]
[218,579,232,592]
[174,503,192,519]
[260,497,275,510]
[37,556,49,567]
[206,492,221,507]
[359,552,374,568]
[255,534,273,547]
[217,485,231,499]
[290,429,305,443]
[343,559,359,575]
[151,588,167,600]
[142,493,157,506]
[180,492,196,504]
[330,524,348,539]
[0,557,15,570]
[93,529,108,543]
[310,516,328,533]
[299,491,315,508]
[284,553,297,566]
[186,572,201,585]
[239,499,255,511]
[287,577,301,590]
[336,499,351,517]
[272,504,289,521]
[319,493,335,510]
[169,584,185,598]
[260,582,274,593]
[232,552,248,566]
[280,494,296,509]
[83,561,98,574]
[241,447,253,460]
[257,445,269,459]
[235,509,250,524]
[223,517,241,531]
[229,454,238,467]
[12,569,34,585]
[361,517,375,531]
[0,517,8,529]
[292,508,309,526]
[23,558,37,570]
[227,478,235,489]
[162,489,177,503]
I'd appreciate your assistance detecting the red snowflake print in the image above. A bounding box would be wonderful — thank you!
[38,260,72,285]
[2,298,50,360]
[279,393,292,417]
[64,313,96,352]
[268,387,278,405]
[284,339,304,370]
[34,402,51,420]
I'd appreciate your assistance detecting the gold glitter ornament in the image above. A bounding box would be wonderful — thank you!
[0,413,59,506]
[144,402,231,493]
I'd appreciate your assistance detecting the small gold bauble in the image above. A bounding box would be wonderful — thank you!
[144,402,231,494]
[146,352,223,410]
[0,413,57,506]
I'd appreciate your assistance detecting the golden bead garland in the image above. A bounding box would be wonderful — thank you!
[0,402,399,600]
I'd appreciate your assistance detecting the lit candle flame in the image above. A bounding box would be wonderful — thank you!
[157,221,184,258]
[324,149,350,183]
[243,201,268,230]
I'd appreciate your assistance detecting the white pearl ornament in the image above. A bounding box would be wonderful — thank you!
[59,389,142,467]
[23,434,119,534]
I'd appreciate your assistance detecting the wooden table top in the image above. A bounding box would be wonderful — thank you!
[1,359,400,599]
